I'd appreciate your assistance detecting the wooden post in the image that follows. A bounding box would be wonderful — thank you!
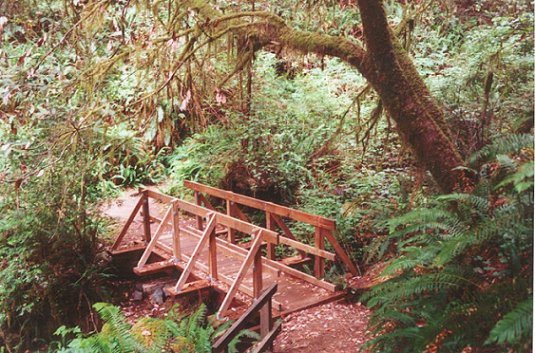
[314,226,325,278]
[253,242,263,298]
[142,191,151,243]
[226,200,236,243]
[260,294,273,338]
[174,213,217,292]
[265,212,276,260]
[194,191,203,230]
[172,201,181,260]
[209,226,218,280]
[137,207,173,268]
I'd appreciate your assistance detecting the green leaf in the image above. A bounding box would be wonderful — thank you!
[486,298,533,345]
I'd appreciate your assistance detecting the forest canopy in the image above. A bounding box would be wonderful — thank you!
[0,0,533,352]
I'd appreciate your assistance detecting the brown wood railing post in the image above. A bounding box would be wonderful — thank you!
[172,201,181,260]
[265,212,276,260]
[226,200,236,243]
[142,190,151,243]
[209,225,218,280]
[260,294,273,338]
[194,191,204,230]
[253,243,263,298]
[212,284,279,353]
[314,226,325,278]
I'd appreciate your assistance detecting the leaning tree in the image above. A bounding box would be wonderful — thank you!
[171,0,471,192]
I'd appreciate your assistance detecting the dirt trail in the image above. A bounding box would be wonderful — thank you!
[273,300,371,353]
[102,187,372,353]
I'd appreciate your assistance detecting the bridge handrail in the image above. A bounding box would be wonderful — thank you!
[212,284,280,353]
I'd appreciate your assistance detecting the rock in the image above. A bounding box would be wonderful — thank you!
[132,290,143,301]
[150,287,166,305]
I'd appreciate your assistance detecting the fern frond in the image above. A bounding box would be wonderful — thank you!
[469,134,533,164]
[486,298,533,345]
[496,161,534,193]
[438,193,490,213]
[228,329,260,353]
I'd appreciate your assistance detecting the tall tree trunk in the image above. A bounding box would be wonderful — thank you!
[356,0,469,192]
[185,0,474,192]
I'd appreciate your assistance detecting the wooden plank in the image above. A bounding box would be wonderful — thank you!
[219,231,264,316]
[137,207,173,268]
[111,196,144,251]
[110,243,146,255]
[213,284,278,353]
[164,279,211,297]
[226,200,236,243]
[278,236,335,261]
[179,225,333,290]
[142,192,151,242]
[157,194,279,243]
[155,238,284,310]
[321,228,359,276]
[280,255,312,267]
[209,229,218,280]
[271,213,306,258]
[315,226,325,278]
[172,202,181,260]
[198,193,216,210]
[173,224,335,292]
[263,256,337,292]
[180,226,281,276]
[260,296,272,337]
[157,241,256,297]
[279,291,347,317]
[194,191,204,230]
[173,213,216,292]
[265,212,276,260]
[253,240,263,298]
[250,321,282,353]
[184,181,336,230]
[144,189,174,203]
[133,260,176,276]
[231,202,250,222]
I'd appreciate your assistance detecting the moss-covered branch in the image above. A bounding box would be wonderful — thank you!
[183,0,372,77]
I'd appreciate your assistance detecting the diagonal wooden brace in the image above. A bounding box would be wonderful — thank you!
[137,206,173,268]
[218,230,264,317]
[173,212,217,293]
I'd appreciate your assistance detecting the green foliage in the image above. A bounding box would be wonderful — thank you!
[486,298,533,346]
[51,303,251,353]
[362,135,533,352]
[0,150,111,351]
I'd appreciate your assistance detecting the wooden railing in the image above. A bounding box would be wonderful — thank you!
[184,180,358,276]
[111,187,351,321]
[212,284,280,353]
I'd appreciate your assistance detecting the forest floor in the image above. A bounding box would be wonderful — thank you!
[102,187,372,353]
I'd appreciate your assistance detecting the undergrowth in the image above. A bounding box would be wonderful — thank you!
[363,135,533,353]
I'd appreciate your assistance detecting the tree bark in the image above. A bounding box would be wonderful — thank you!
[185,0,473,192]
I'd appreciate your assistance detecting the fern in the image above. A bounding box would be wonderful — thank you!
[486,298,533,345]
[363,141,533,352]
[469,134,533,164]
[228,329,261,353]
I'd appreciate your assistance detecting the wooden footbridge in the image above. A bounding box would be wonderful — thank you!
[110,181,358,351]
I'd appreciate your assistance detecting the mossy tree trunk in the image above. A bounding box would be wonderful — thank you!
[186,0,473,192]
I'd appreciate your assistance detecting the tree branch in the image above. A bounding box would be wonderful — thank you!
[183,0,372,77]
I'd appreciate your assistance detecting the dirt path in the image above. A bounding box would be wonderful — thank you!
[273,300,371,353]
[103,186,372,353]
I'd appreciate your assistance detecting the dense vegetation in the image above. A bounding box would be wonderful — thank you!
[0,0,532,352]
